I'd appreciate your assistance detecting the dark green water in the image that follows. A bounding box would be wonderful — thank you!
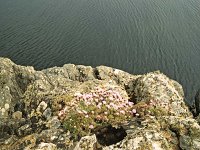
[0,0,200,104]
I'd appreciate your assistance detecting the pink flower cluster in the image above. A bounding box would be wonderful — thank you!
[58,86,137,127]
[76,87,136,116]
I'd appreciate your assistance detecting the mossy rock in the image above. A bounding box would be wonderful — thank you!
[148,106,168,117]
[133,101,168,118]
[51,94,74,112]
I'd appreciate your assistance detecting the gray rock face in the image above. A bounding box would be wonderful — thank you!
[131,71,191,117]
[74,134,97,150]
[0,58,36,118]
[195,89,200,116]
[0,57,200,150]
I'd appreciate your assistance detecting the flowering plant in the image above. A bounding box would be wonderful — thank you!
[58,86,136,139]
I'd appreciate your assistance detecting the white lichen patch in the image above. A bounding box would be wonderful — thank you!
[152,141,163,150]
[114,69,121,75]
[132,137,143,149]
[4,103,9,110]
[37,142,56,150]
[74,134,97,150]
[1,108,6,114]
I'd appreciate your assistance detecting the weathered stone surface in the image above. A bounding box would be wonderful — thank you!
[0,57,200,150]
[12,111,22,120]
[96,66,138,86]
[74,134,97,150]
[128,71,191,117]
[102,116,200,150]
[36,142,57,150]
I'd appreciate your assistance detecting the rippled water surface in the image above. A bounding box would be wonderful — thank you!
[0,0,200,104]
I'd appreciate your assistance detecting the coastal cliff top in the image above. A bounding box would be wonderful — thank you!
[0,57,199,150]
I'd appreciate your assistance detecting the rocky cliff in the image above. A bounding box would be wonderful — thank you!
[0,57,200,150]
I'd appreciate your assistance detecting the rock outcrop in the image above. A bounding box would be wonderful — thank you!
[0,57,199,150]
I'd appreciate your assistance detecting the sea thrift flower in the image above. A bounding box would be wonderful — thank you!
[89,125,94,129]
[97,104,101,109]
[113,105,118,110]
[102,101,106,105]
[118,104,124,108]
[62,86,136,138]
[92,93,98,97]
[110,102,114,107]
[109,96,114,100]
[82,95,87,100]
[85,94,92,99]
[120,110,125,114]
[132,109,137,114]
[85,101,91,105]
[106,105,111,109]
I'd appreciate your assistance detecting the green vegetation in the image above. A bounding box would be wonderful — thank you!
[57,86,136,139]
